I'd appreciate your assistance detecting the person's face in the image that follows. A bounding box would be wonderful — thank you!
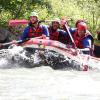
[60,19,66,26]
[52,21,59,30]
[77,29,86,37]
[30,16,38,24]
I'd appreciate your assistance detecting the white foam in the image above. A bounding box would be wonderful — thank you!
[8,45,24,56]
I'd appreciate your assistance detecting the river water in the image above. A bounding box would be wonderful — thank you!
[0,46,100,100]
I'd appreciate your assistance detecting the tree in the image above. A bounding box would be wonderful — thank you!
[0,0,51,19]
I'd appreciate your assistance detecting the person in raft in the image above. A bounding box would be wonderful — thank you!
[48,18,70,44]
[71,22,94,55]
[21,11,49,41]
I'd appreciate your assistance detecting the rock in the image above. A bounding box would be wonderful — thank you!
[0,27,10,43]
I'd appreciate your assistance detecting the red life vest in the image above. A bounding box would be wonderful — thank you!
[73,30,92,49]
[28,26,43,38]
[49,27,59,41]
[49,27,70,44]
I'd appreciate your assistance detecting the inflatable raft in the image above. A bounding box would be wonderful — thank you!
[20,38,100,71]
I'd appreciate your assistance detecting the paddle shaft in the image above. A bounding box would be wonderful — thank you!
[64,24,77,49]
[0,35,48,49]
[0,38,31,48]
[39,19,72,23]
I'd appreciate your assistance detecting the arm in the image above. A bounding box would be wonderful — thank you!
[20,26,30,40]
[42,25,50,39]
[81,37,92,55]
[83,37,92,48]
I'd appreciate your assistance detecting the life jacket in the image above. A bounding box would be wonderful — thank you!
[28,25,43,38]
[60,25,66,31]
[73,30,93,49]
[48,27,59,41]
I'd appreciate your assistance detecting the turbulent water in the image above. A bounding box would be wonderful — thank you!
[0,45,100,100]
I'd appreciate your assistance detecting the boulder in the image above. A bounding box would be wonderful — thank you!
[0,27,10,43]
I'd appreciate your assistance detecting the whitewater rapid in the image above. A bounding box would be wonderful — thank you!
[0,45,100,100]
[0,66,100,100]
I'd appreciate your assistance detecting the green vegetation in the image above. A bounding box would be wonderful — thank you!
[0,0,100,35]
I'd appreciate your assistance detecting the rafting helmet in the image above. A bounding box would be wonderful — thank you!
[30,11,38,18]
[77,22,87,31]
[75,19,86,27]
[52,18,60,24]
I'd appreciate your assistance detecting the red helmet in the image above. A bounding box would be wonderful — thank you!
[75,19,86,27]
[77,22,87,31]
